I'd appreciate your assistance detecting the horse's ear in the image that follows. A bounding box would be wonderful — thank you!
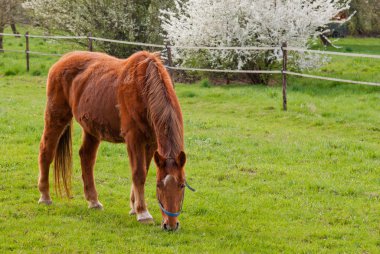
[177,151,186,168]
[154,151,165,168]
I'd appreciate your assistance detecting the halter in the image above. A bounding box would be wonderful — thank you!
[157,180,195,217]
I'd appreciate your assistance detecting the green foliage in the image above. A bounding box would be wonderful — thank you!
[23,0,174,57]
[4,69,17,76]
[345,47,353,52]
[349,0,380,36]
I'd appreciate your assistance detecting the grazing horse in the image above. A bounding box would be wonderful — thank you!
[38,51,187,230]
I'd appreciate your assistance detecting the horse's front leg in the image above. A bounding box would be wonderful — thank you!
[126,134,153,224]
[129,143,156,216]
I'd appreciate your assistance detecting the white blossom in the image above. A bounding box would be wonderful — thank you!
[161,0,351,70]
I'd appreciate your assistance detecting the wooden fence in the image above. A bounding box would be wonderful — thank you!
[1,31,380,111]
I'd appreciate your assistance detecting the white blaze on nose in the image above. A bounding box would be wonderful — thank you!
[163,175,175,186]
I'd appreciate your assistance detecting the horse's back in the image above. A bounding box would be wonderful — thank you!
[47,51,125,142]
[48,51,120,85]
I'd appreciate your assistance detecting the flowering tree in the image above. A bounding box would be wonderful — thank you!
[161,0,352,83]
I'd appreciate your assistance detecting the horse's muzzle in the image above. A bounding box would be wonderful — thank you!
[162,221,180,231]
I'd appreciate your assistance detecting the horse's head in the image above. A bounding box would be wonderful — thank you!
[154,151,186,231]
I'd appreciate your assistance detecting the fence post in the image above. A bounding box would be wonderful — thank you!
[0,36,3,53]
[165,43,175,88]
[88,32,93,52]
[25,32,30,72]
[281,42,288,111]
[0,31,3,53]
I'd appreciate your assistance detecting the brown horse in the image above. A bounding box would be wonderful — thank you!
[38,50,187,230]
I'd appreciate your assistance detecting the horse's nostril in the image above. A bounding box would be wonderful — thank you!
[175,222,179,230]
[163,223,168,230]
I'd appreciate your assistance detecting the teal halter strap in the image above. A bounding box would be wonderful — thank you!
[157,180,195,217]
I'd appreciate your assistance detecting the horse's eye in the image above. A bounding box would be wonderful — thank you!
[180,183,185,189]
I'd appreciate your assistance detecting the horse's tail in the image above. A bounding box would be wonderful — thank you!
[54,121,73,198]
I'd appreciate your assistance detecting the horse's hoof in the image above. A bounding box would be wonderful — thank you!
[38,198,52,205]
[88,201,103,209]
[137,211,154,224]
[129,208,136,215]
[138,217,154,224]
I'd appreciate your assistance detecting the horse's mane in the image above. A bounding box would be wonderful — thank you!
[136,52,184,158]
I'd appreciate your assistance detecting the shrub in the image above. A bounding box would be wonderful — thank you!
[4,70,17,76]
[200,79,211,88]
[32,70,42,76]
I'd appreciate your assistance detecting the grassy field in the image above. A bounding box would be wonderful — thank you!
[1,26,380,253]
[0,25,87,76]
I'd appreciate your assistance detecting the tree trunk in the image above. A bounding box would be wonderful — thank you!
[319,34,332,47]
[246,73,266,85]
[224,73,230,85]
[10,23,20,38]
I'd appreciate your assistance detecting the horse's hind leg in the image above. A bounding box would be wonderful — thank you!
[38,104,72,204]
[79,132,102,209]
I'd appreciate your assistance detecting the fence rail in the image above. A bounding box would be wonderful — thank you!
[0,32,379,110]
[26,34,87,40]
[168,45,280,50]
[88,36,166,48]
[284,46,380,59]
[283,71,380,87]
[27,51,63,56]
[166,66,282,74]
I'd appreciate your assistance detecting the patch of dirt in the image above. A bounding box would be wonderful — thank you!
[239,168,257,176]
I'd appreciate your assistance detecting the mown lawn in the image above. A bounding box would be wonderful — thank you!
[0,25,380,253]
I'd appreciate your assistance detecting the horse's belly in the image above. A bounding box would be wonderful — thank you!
[75,83,124,143]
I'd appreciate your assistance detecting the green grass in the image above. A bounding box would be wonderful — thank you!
[0,25,87,76]
[0,25,380,253]
[1,77,379,253]
[316,37,380,55]
[286,37,380,86]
